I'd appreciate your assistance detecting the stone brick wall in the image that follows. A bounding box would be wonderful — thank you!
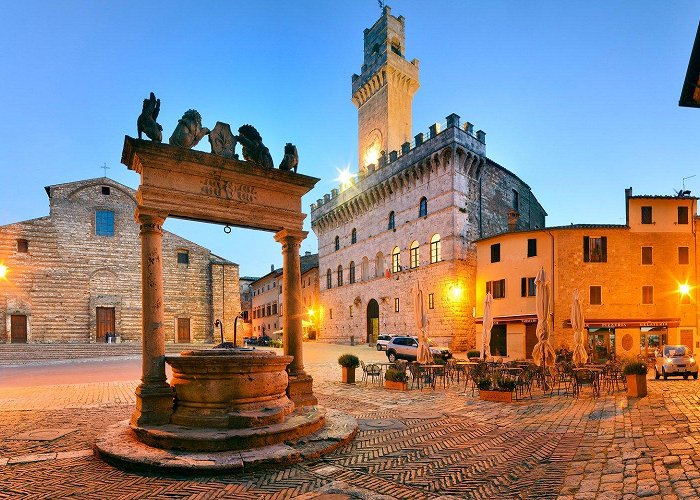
[211,262,242,344]
[0,178,239,344]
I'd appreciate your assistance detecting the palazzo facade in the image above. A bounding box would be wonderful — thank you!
[310,7,546,350]
[475,189,699,361]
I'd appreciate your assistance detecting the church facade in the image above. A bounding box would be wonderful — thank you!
[0,178,240,343]
[311,7,546,350]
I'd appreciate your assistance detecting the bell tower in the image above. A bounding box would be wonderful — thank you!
[352,6,420,175]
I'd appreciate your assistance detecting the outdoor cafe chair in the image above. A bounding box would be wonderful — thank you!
[553,363,574,396]
[360,360,382,385]
[573,368,599,398]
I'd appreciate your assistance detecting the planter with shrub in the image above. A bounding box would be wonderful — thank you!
[384,367,408,390]
[467,350,481,361]
[338,354,360,384]
[623,361,648,397]
[477,375,515,402]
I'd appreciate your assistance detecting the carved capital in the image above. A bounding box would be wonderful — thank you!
[137,212,166,235]
[274,229,307,251]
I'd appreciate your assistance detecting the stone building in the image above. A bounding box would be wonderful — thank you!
[310,7,546,349]
[0,178,240,343]
[475,189,698,361]
[251,252,319,340]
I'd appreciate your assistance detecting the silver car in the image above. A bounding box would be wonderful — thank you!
[654,345,699,380]
[385,336,452,362]
[375,334,397,351]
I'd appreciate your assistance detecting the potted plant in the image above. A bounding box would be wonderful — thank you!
[384,367,408,390]
[338,354,360,384]
[467,350,481,361]
[478,375,515,403]
[623,361,648,397]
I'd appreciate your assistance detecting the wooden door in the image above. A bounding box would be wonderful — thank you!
[680,329,694,350]
[96,307,115,342]
[177,318,191,343]
[525,324,537,359]
[10,315,27,343]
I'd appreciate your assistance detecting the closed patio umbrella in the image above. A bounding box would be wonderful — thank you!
[481,292,493,361]
[414,283,432,364]
[571,289,588,366]
[532,267,555,368]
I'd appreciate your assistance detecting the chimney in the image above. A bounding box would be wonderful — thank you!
[305,251,311,256]
[625,187,632,226]
[507,209,520,232]
[271,264,274,272]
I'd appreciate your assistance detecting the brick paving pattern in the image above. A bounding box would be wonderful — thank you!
[1,345,700,499]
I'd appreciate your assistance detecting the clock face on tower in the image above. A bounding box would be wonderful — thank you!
[364,129,383,168]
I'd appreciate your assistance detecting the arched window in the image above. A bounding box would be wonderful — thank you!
[391,246,401,273]
[388,211,395,230]
[349,261,356,284]
[419,197,428,217]
[351,228,357,244]
[326,269,332,289]
[337,265,344,286]
[409,241,420,268]
[375,252,385,277]
[334,236,340,251]
[430,234,442,263]
[361,256,370,281]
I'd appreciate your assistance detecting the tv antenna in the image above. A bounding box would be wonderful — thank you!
[100,162,110,178]
[675,175,696,197]
[378,0,385,10]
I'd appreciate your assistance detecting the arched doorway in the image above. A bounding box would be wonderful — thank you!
[367,299,379,345]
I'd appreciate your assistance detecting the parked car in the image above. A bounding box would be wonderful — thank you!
[376,334,397,351]
[385,336,452,362]
[654,345,699,380]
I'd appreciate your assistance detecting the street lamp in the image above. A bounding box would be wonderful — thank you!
[0,263,7,280]
[679,283,691,296]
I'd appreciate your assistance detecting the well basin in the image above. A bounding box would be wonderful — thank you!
[165,349,295,429]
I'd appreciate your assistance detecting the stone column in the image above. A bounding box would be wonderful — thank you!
[274,228,317,407]
[131,212,174,427]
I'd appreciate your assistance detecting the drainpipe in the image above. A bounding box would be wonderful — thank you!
[547,230,555,334]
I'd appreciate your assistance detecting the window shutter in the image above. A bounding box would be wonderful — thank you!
[601,237,607,262]
[521,277,527,297]
[583,236,590,262]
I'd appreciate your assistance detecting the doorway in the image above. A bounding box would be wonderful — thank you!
[10,315,27,343]
[177,318,191,343]
[366,299,379,345]
[490,324,507,357]
[96,307,115,343]
[525,323,537,359]
[588,327,615,362]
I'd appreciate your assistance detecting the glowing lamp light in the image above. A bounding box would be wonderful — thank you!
[307,308,315,318]
[364,146,380,167]
[679,283,691,296]
[0,264,7,280]
[449,285,462,300]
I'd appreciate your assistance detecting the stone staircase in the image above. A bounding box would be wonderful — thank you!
[0,343,209,366]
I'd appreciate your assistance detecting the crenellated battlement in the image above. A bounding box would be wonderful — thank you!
[310,113,485,218]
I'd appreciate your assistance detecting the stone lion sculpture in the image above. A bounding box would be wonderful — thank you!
[137,92,162,142]
[169,109,210,149]
[278,143,298,173]
[236,124,273,169]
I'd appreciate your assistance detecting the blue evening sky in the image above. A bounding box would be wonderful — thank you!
[1,1,698,277]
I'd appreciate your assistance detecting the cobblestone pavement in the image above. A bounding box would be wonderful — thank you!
[1,344,700,499]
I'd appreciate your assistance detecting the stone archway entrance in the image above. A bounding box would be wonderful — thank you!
[367,299,379,345]
[121,137,319,426]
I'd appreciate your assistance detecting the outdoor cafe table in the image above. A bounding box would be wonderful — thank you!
[420,364,446,390]
[454,361,477,383]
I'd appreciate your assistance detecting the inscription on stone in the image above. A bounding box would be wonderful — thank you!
[200,176,257,203]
